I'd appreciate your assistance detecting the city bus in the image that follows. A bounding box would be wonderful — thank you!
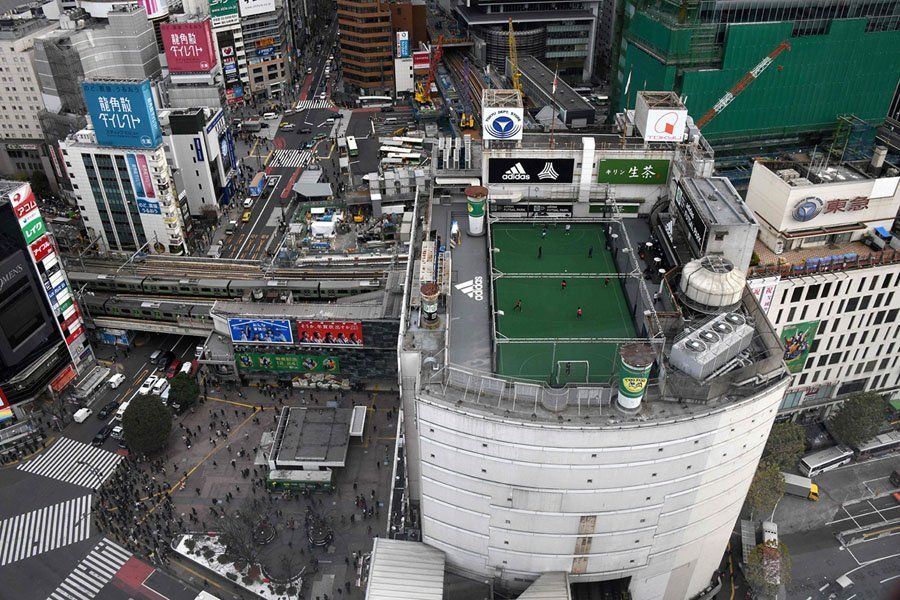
[394,136,424,146]
[347,136,359,157]
[853,430,900,459]
[798,445,854,477]
[358,95,393,108]
[379,146,415,155]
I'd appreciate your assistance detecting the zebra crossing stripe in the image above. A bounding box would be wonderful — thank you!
[18,437,122,489]
[271,150,313,169]
[0,495,92,566]
[295,99,333,110]
[48,538,131,600]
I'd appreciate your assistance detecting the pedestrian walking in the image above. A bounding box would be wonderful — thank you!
[561,279,567,291]
[565,223,571,235]
[541,225,547,238]
[513,298,523,312]
[576,307,583,319]
[604,277,610,286]
[537,245,542,259]
[588,245,593,258]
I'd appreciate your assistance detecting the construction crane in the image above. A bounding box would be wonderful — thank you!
[459,57,475,129]
[507,18,522,94]
[415,35,444,106]
[695,40,790,129]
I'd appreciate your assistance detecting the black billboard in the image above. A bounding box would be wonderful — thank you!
[487,158,575,184]
[673,183,708,250]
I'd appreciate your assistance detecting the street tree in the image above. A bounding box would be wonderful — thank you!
[744,540,792,599]
[827,392,887,448]
[168,374,199,411]
[746,462,784,520]
[763,421,806,470]
[220,497,273,567]
[122,395,172,454]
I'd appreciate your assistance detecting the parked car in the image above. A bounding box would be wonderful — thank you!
[179,361,193,376]
[280,123,295,130]
[107,373,125,389]
[138,375,157,395]
[111,425,124,440]
[165,359,182,379]
[300,127,312,134]
[243,197,253,208]
[151,378,169,396]
[92,424,114,447]
[149,350,163,365]
[262,112,277,119]
[74,407,92,423]
[97,400,119,420]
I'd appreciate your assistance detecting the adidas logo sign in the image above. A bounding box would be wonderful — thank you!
[538,162,559,181]
[502,162,530,181]
[455,276,484,301]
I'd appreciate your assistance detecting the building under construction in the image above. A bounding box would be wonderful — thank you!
[612,0,900,159]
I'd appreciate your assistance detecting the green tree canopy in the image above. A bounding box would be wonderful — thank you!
[763,422,807,470]
[745,540,792,599]
[122,395,172,454]
[746,462,785,520]
[168,373,199,411]
[828,392,887,448]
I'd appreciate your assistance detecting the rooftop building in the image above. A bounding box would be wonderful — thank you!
[512,55,596,128]
[398,121,790,597]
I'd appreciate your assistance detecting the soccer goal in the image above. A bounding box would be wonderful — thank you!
[553,360,590,385]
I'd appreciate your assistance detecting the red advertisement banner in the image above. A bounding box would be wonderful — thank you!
[66,325,84,346]
[296,321,363,346]
[14,196,38,220]
[8,183,34,210]
[50,364,77,393]
[30,235,54,263]
[136,154,155,198]
[162,21,217,73]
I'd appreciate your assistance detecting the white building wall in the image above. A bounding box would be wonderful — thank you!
[413,377,788,599]
[763,263,900,415]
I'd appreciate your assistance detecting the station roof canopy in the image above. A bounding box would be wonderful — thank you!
[366,539,445,600]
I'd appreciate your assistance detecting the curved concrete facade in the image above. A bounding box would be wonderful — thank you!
[413,379,788,599]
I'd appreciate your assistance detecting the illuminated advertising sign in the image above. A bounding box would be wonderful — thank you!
[396,31,410,58]
[226,85,244,103]
[209,0,239,26]
[296,321,363,346]
[235,352,339,373]
[50,364,77,392]
[482,106,524,141]
[137,199,162,214]
[238,0,275,17]
[781,321,819,374]
[162,21,217,73]
[82,80,162,149]
[487,158,574,184]
[597,159,670,185]
[136,155,155,197]
[22,216,46,244]
[30,236,53,263]
[412,51,430,70]
[229,318,294,344]
[0,387,11,421]
[137,0,167,18]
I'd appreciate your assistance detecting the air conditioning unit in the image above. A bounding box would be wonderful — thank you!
[670,312,755,380]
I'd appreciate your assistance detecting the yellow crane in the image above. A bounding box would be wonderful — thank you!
[508,18,522,94]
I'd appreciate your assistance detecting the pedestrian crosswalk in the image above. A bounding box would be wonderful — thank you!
[0,495,92,566]
[270,149,315,169]
[47,538,131,600]
[18,437,123,489]
[295,99,333,110]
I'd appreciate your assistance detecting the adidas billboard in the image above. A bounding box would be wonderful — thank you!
[487,158,575,184]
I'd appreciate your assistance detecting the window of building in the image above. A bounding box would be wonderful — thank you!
[846,297,859,311]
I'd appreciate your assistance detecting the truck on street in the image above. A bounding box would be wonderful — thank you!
[249,172,268,197]
[782,472,819,501]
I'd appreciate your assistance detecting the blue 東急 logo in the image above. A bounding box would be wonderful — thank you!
[792,197,824,222]
[486,110,522,140]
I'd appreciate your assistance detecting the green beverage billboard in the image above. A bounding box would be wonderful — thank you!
[235,352,339,373]
[598,159,670,185]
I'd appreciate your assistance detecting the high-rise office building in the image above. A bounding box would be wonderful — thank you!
[613,0,900,154]
[0,13,59,185]
[338,0,395,94]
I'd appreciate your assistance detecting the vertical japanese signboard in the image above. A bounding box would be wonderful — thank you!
[162,21,217,73]
[7,182,89,378]
[82,80,162,149]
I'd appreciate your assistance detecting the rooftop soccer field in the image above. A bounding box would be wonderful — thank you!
[491,222,637,384]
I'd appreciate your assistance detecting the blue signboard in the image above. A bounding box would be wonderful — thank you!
[229,318,294,344]
[256,47,274,57]
[126,154,144,197]
[399,39,410,58]
[137,198,162,214]
[52,281,68,299]
[194,137,204,162]
[82,80,163,149]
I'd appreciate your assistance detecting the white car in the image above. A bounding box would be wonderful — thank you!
[319,92,326,100]
[243,197,253,208]
[73,407,92,423]
[138,375,157,395]
[108,373,126,389]
[262,112,277,119]
[151,378,169,396]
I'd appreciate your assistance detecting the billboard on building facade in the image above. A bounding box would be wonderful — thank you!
[82,80,162,149]
[597,159,670,185]
[487,158,575,184]
[235,352,340,373]
[137,0,167,18]
[162,21,217,73]
[396,31,410,58]
[229,318,294,344]
[412,51,430,70]
[781,321,819,374]
[748,275,780,314]
[482,106,524,141]
[209,0,239,25]
[672,182,707,250]
[296,321,363,346]
[239,0,275,17]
